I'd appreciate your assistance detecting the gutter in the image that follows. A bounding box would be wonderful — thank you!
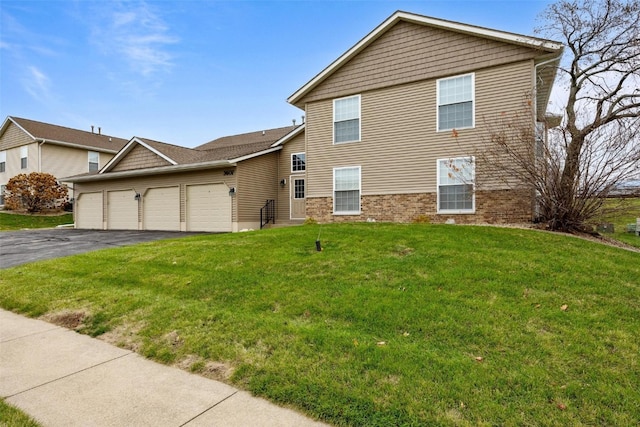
[534,54,564,121]
[37,138,121,154]
[62,159,235,182]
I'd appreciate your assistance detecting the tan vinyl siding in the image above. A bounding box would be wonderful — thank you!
[306,60,534,198]
[236,153,278,222]
[74,168,238,227]
[0,122,32,151]
[111,144,171,172]
[41,144,114,179]
[0,142,39,182]
[276,133,306,221]
[300,20,540,104]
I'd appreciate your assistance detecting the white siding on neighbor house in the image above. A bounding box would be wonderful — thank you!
[75,192,103,229]
[143,186,180,231]
[107,190,138,230]
[186,183,232,232]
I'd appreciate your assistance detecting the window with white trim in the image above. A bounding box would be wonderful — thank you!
[0,151,5,173]
[0,185,5,205]
[333,166,361,214]
[293,178,305,199]
[292,152,306,172]
[437,157,475,213]
[20,146,28,169]
[437,74,474,131]
[88,151,99,172]
[334,95,360,143]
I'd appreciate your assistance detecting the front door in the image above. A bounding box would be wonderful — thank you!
[290,176,305,219]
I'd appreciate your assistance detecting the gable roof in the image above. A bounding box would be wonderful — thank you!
[288,10,564,114]
[74,125,302,181]
[2,116,128,153]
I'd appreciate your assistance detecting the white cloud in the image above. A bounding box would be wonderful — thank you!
[90,1,179,77]
[22,66,52,100]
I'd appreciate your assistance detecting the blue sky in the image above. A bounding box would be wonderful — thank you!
[1,0,555,147]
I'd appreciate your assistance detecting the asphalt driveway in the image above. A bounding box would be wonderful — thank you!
[1,229,206,269]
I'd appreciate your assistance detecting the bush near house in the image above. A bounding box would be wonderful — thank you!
[4,172,68,213]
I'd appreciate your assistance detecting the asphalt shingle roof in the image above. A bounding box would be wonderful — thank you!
[134,125,300,165]
[10,117,128,152]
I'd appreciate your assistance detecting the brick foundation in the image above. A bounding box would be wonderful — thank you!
[306,189,534,225]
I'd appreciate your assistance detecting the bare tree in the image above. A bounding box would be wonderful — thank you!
[480,0,640,232]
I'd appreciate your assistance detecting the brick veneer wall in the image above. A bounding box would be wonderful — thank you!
[306,189,534,224]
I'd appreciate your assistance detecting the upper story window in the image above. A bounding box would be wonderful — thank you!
[333,166,361,214]
[20,146,28,169]
[292,152,306,172]
[437,74,474,131]
[0,151,5,173]
[437,157,475,213]
[334,95,360,144]
[88,151,99,172]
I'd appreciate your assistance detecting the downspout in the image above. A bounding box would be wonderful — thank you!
[534,57,561,122]
[38,140,46,172]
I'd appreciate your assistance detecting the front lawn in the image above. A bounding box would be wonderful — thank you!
[1,224,638,426]
[598,197,640,248]
[0,399,41,427]
[0,211,73,231]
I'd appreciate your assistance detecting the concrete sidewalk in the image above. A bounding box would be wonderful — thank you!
[0,309,328,427]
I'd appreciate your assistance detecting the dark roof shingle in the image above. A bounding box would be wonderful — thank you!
[10,116,128,152]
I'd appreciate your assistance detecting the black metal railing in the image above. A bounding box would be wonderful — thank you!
[260,199,275,229]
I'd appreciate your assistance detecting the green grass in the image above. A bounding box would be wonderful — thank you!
[0,212,73,231]
[0,400,41,427]
[1,224,638,426]
[598,198,640,248]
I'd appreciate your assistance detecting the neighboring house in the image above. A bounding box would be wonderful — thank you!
[288,11,563,224]
[65,10,564,231]
[64,125,304,232]
[0,116,128,206]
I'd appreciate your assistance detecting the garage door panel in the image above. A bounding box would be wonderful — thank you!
[76,192,103,230]
[144,187,180,231]
[107,190,138,230]
[187,184,231,232]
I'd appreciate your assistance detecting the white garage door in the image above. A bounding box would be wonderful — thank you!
[107,190,138,230]
[186,183,232,232]
[144,187,180,231]
[76,192,103,230]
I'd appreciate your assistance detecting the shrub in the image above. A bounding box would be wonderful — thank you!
[5,172,69,213]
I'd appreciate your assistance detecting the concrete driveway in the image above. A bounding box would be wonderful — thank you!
[1,229,206,269]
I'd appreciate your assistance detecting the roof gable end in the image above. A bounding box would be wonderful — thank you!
[288,10,563,107]
[101,137,178,174]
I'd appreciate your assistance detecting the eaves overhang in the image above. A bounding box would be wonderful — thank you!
[63,159,234,183]
[271,124,305,148]
[37,138,121,154]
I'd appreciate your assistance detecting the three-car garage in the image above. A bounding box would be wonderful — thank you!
[74,178,233,232]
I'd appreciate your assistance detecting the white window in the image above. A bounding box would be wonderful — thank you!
[437,74,474,131]
[20,146,28,169]
[0,185,5,205]
[333,166,361,214]
[293,178,305,199]
[437,157,475,213]
[0,151,5,173]
[88,151,99,172]
[334,95,361,143]
[291,152,306,172]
